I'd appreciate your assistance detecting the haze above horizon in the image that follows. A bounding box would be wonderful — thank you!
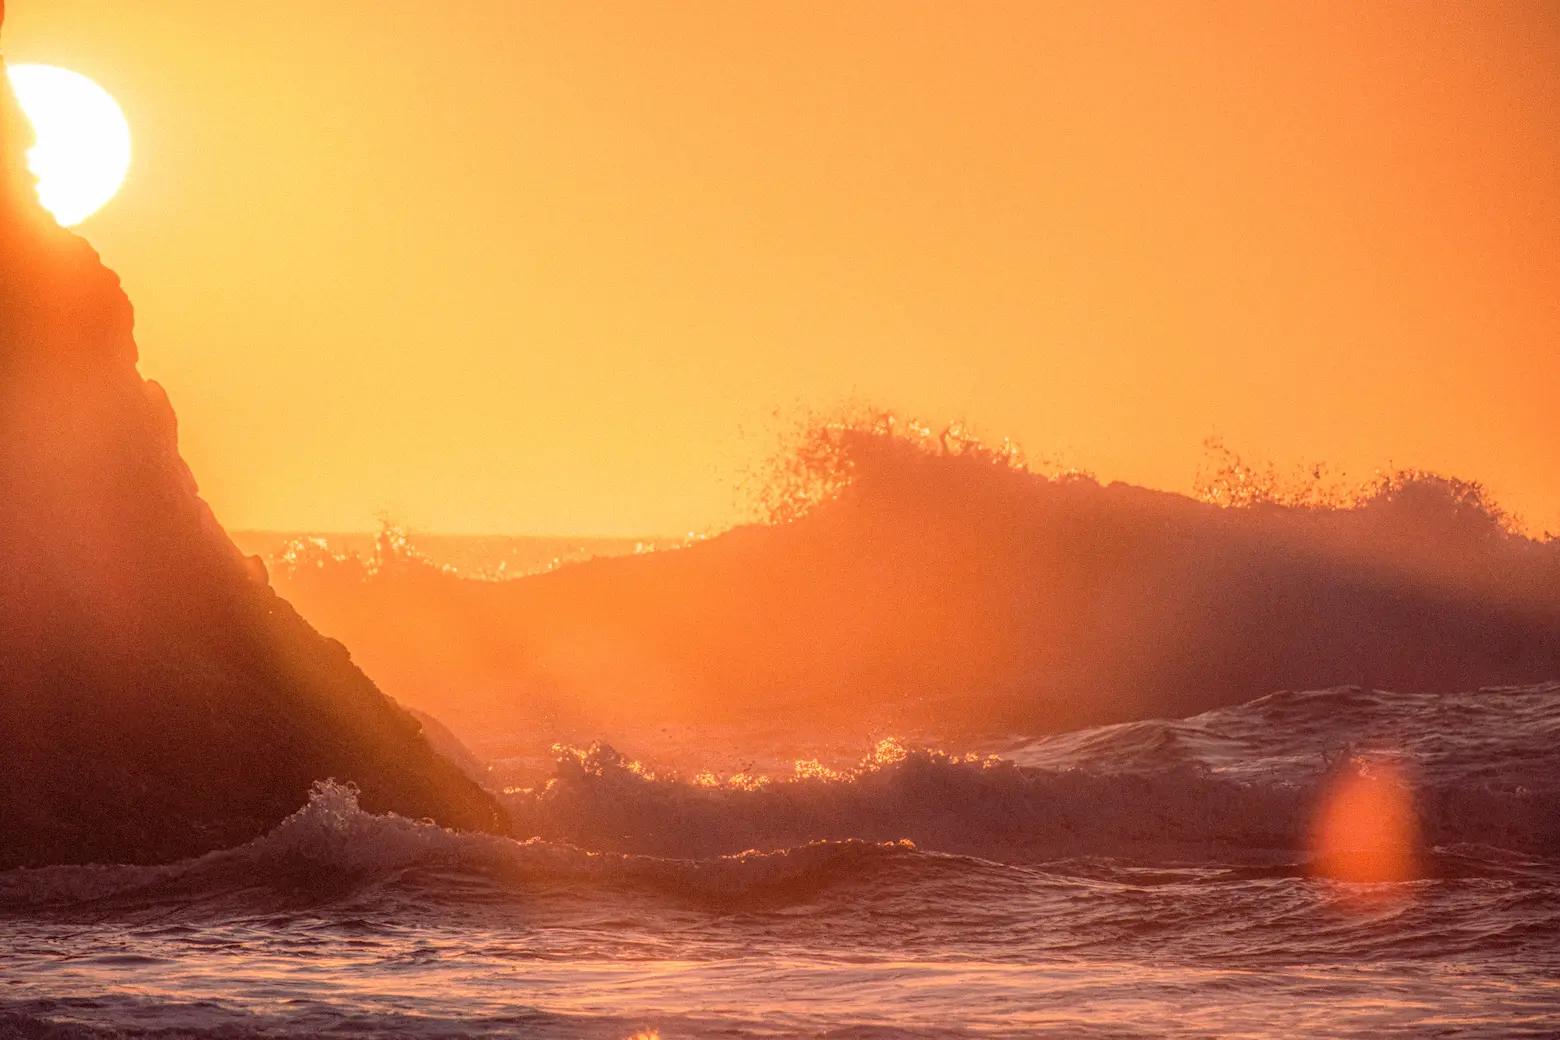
[6,1,1558,536]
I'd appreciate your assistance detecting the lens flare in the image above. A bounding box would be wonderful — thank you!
[1309,758,1421,885]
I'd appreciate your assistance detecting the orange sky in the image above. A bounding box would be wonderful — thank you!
[6,2,1558,536]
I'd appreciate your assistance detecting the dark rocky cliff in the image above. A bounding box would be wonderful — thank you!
[0,13,506,868]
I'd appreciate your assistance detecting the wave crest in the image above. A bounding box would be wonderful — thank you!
[507,685,1560,863]
[0,780,928,912]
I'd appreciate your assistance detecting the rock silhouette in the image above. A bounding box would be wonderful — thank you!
[0,18,505,868]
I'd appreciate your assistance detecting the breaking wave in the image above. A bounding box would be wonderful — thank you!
[506,684,1560,865]
[0,778,929,915]
[7,682,1553,918]
[248,421,1560,749]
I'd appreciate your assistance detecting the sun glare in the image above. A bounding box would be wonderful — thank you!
[6,64,131,226]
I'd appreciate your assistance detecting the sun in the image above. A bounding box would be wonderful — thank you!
[6,64,131,226]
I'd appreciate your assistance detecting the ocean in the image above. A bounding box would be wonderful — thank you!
[4,682,1557,1038]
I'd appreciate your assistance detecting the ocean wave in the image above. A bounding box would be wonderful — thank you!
[0,780,928,913]
[1011,683,1560,783]
[504,684,1560,864]
[503,739,1303,863]
[249,421,1560,748]
[4,684,1555,914]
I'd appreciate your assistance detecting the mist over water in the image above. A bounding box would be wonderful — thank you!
[241,422,1560,765]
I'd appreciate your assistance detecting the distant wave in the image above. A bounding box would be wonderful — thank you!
[233,529,679,584]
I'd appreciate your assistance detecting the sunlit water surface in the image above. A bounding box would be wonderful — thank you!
[5,685,1558,1038]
